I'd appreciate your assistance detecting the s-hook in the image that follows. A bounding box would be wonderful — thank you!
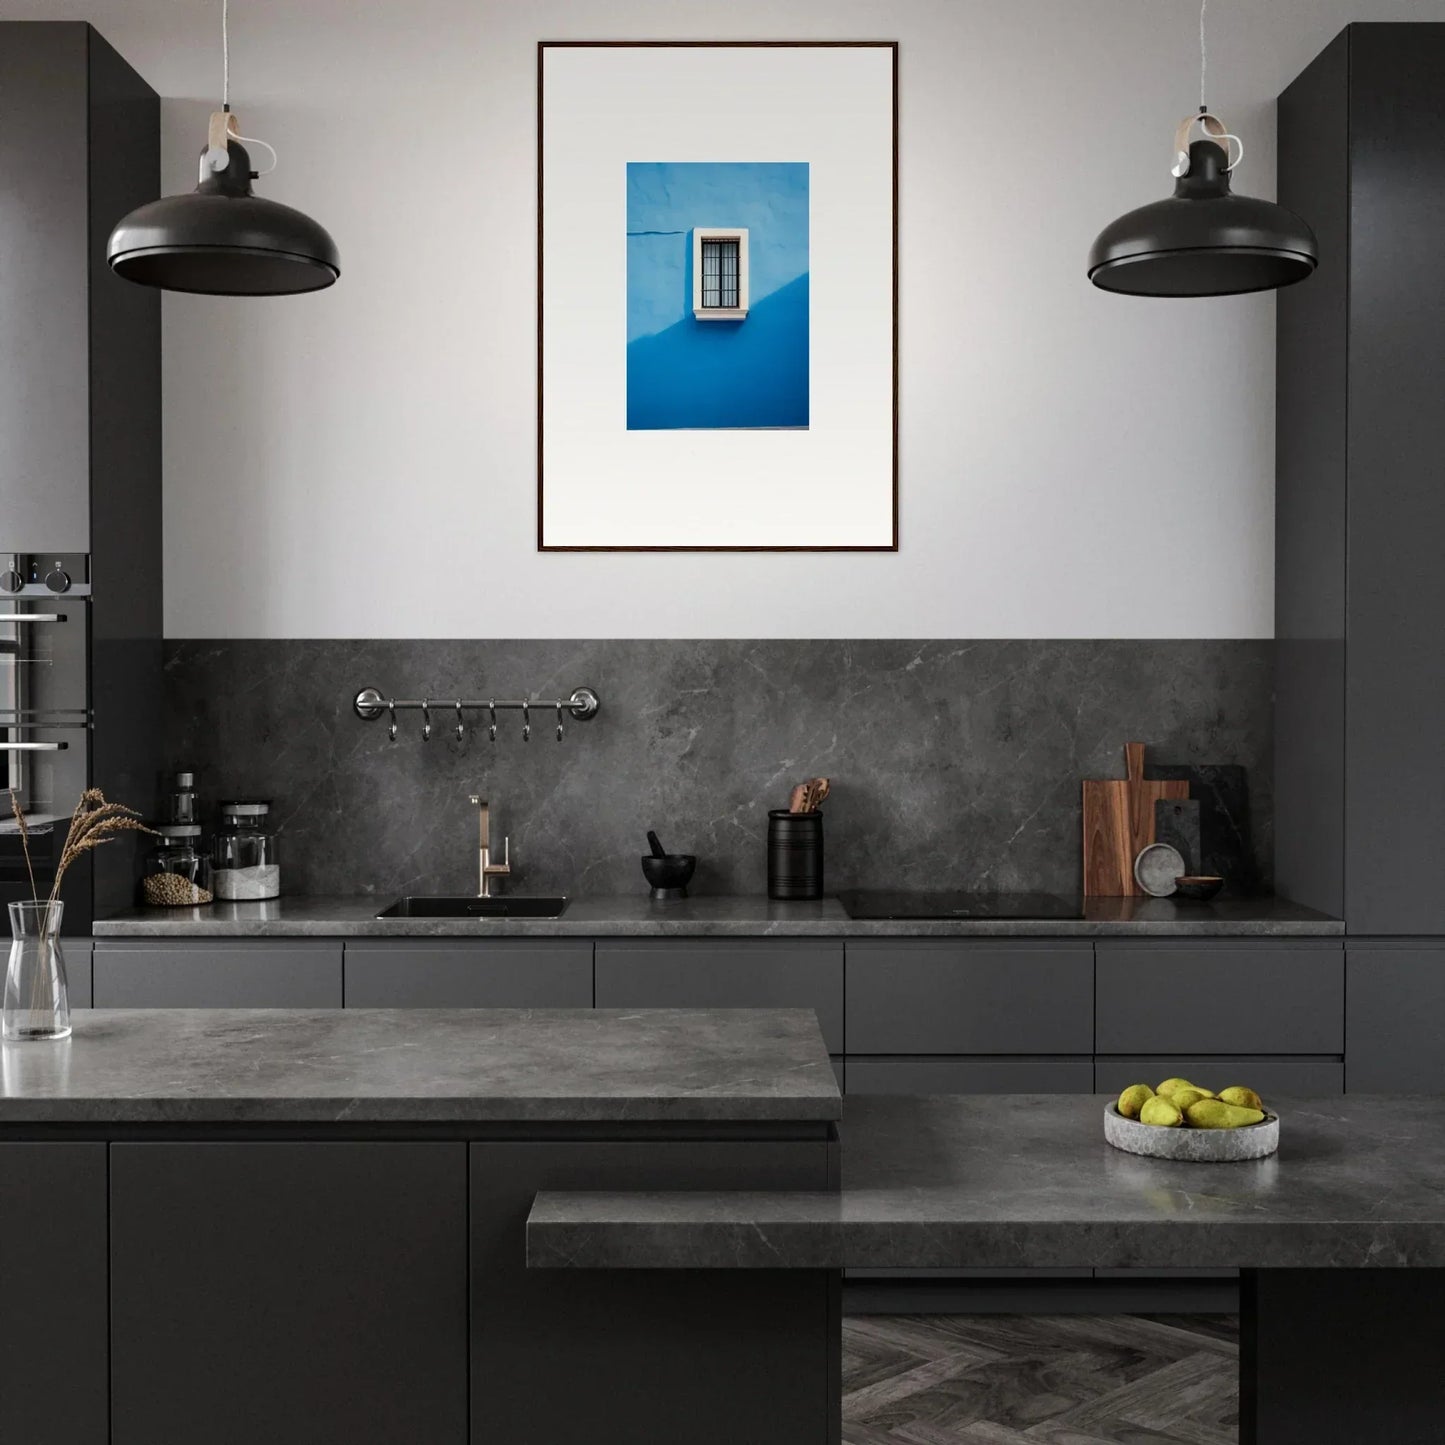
[556,702,564,743]
[521,702,531,744]
[387,699,398,743]
[455,700,465,742]
[488,701,498,744]
[421,699,432,742]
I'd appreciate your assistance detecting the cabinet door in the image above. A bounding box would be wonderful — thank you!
[110,1142,467,1445]
[1096,942,1343,1054]
[472,1138,835,1445]
[63,938,92,1008]
[846,941,1093,1055]
[0,23,90,547]
[344,939,592,1008]
[595,941,843,1053]
[1347,946,1445,1091]
[846,1057,1094,1094]
[94,941,342,1007]
[0,1143,108,1445]
[1094,1057,1344,1096]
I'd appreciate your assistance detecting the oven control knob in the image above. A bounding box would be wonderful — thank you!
[0,570,21,594]
[44,568,71,595]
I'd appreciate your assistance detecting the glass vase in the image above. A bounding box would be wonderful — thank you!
[4,901,71,1042]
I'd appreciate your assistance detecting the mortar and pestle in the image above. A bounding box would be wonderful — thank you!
[642,830,696,901]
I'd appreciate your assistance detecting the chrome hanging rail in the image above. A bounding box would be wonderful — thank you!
[352,685,600,743]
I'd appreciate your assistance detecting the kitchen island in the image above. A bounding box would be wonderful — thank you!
[0,1007,840,1445]
[533,1093,1445,1445]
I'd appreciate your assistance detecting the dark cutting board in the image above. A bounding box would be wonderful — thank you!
[1154,797,1202,876]
[1145,763,1259,894]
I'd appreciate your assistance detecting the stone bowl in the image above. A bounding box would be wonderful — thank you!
[1104,1103,1280,1162]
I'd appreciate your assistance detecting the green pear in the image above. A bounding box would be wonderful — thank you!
[1169,1087,1212,1111]
[1140,1096,1184,1127]
[1186,1099,1266,1129]
[1218,1086,1265,1112]
[1117,1084,1154,1119]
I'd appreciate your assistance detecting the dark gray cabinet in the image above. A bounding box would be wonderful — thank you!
[1095,1057,1344,1096]
[1095,942,1343,1055]
[0,1143,108,1445]
[64,938,92,1008]
[595,940,844,1053]
[1346,945,1445,1092]
[94,940,342,1007]
[110,1142,468,1445]
[847,1057,1093,1094]
[846,941,1093,1055]
[1277,25,1445,936]
[344,939,592,1008]
[470,1139,835,1445]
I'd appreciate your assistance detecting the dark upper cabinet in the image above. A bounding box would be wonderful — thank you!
[0,22,158,553]
[1276,24,1445,935]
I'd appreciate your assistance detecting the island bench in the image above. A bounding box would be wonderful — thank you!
[529,1093,1445,1445]
[0,1007,841,1445]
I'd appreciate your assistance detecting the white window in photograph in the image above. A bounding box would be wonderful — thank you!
[693,227,749,318]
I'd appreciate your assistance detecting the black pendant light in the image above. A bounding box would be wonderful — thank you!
[1088,0,1316,297]
[107,0,338,296]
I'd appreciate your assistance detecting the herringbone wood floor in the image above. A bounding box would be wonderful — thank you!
[842,1314,1239,1445]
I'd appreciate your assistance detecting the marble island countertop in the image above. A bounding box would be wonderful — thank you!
[529,1093,1445,1271]
[0,1007,841,1125]
[91,893,1342,938]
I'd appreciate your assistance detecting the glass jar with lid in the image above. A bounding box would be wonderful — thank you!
[142,825,214,907]
[212,800,281,901]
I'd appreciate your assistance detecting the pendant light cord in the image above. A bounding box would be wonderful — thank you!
[1199,0,1208,111]
[222,0,230,110]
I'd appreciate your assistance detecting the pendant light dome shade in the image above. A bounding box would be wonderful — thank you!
[1089,139,1316,298]
[107,139,339,296]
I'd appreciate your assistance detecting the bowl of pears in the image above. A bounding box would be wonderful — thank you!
[1105,1078,1279,1161]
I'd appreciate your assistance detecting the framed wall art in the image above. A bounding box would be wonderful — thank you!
[538,41,898,551]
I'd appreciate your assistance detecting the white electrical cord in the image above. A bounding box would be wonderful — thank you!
[201,0,279,179]
[1199,0,1207,112]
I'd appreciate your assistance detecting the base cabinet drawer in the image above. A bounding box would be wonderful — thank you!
[595,942,843,1054]
[846,1058,1095,1094]
[1346,946,1445,1091]
[344,940,592,1008]
[94,942,342,1008]
[1096,942,1343,1054]
[846,942,1093,1055]
[1094,1057,1344,1096]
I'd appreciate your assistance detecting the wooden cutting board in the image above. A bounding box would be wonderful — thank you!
[1082,742,1189,896]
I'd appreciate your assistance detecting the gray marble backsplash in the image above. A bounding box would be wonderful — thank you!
[162,641,1273,900]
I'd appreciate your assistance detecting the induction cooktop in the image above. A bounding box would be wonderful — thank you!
[836,890,1085,921]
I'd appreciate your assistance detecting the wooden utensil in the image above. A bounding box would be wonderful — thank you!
[1082,743,1188,896]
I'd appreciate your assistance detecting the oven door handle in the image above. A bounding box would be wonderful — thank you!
[0,614,66,625]
[0,742,68,752]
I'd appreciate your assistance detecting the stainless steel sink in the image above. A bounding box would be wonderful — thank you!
[376,896,569,919]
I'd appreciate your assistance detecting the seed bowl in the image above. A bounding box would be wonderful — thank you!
[1104,1103,1279,1161]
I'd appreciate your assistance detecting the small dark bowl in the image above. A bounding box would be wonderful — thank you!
[1173,875,1225,902]
[642,854,696,899]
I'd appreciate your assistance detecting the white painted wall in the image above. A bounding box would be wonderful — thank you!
[10,0,1444,638]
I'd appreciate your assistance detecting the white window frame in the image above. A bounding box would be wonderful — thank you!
[692,227,749,319]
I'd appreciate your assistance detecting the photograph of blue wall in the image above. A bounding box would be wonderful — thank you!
[627,161,809,430]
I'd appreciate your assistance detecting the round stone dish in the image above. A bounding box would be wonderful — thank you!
[1134,842,1185,897]
[1104,1103,1280,1162]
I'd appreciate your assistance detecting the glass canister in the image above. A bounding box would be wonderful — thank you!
[212,801,281,901]
[142,825,214,907]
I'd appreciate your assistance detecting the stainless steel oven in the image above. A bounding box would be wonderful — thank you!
[0,557,92,926]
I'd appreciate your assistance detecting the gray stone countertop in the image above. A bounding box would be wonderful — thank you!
[528,1093,1445,1270]
[91,893,1343,938]
[0,1008,840,1125]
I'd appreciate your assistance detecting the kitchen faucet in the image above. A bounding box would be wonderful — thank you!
[468,795,511,897]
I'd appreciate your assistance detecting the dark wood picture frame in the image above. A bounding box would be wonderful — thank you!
[537,40,899,552]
